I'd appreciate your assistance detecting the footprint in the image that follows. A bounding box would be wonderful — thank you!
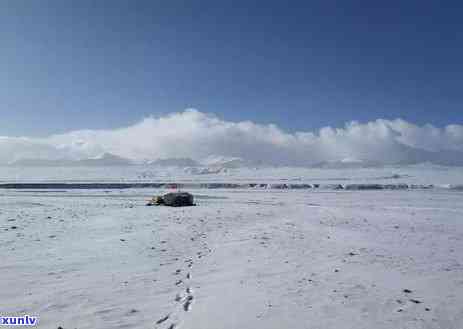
[183,295,193,311]
[155,315,169,324]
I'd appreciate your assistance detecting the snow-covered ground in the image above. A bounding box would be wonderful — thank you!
[1,166,463,328]
[1,164,463,186]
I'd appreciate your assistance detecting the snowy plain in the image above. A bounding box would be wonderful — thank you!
[1,164,463,186]
[1,165,463,329]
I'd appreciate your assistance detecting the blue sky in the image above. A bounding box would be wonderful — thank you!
[1,1,462,136]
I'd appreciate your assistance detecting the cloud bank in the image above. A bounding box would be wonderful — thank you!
[1,109,463,166]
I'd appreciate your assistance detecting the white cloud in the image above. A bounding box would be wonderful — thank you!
[1,109,462,166]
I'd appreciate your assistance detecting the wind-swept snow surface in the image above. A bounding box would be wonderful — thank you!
[1,188,463,329]
[1,164,463,187]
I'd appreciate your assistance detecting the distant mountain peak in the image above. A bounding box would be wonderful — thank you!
[10,152,132,167]
[149,158,200,167]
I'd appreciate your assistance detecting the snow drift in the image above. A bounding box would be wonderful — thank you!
[1,109,463,166]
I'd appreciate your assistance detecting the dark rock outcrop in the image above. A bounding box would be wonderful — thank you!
[147,192,195,207]
[163,192,195,207]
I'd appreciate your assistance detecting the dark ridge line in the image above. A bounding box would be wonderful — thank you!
[0,182,455,191]
[0,183,166,189]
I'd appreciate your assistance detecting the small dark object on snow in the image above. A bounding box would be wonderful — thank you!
[163,192,194,207]
[403,289,412,294]
[147,192,195,207]
[146,195,164,206]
